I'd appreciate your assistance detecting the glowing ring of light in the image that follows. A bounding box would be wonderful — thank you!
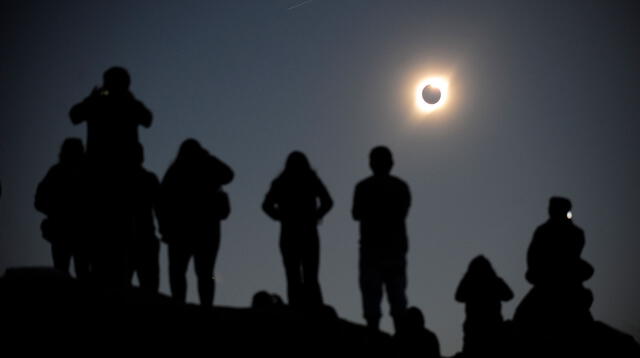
[416,77,449,113]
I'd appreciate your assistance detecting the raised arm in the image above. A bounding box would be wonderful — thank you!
[135,99,153,128]
[69,98,90,125]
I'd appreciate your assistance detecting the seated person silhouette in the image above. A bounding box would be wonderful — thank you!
[156,139,233,307]
[262,151,333,308]
[514,197,594,329]
[455,255,513,356]
[352,146,411,332]
[35,138,90,279]
[69,66,152,167]
[125,144,160,292]
[393,306,441,358]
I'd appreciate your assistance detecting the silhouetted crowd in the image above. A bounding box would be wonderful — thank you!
[34,68,630,357]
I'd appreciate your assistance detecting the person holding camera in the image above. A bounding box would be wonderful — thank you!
[69,66,152,167]
[68,67,153,287]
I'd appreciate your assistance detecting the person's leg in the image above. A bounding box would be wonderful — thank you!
[168,244,191,303]
[104,173,136,289]
[384,257,408,333]
[194,238,218,307]
[360,254,383,330]
[124,242,140,287]
[138,240,160,292]
[301,229,323,307]
[281,235,303,308]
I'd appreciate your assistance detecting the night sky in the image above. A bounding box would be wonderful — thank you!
[1,0,639,354]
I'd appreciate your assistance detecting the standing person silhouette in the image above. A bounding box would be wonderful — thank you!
[352,146,411,332]
[262,151,333,308]
[35,138,90,279]
[69,67,153,287]
[157,139,233,307]
[125,144,160,292]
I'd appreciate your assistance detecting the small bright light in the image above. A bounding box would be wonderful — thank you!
[416,77,449,113]
[567,211,573,219]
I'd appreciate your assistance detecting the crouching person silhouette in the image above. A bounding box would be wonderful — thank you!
[157,139,233,307]
[35,138,90,279]
[262,151,333,308]
[455,255,513,357]
[352,146,411,332]
[393,307,441,358]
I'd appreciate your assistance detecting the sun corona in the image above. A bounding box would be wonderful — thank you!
[415,77,449,113]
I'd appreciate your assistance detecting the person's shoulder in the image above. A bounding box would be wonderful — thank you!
[532,223,545,237]
[536,220,552,231]
[309,173,326,189]
[161,162,181,182]
[529,223,547,242]
[134,97,150,109]
[355,175,375,189]
[569,221,584,234]
[424,327,439,339]
[119,93,144,106]
[389,175,410,189]
[216,189,229,199]
[268,176,285,193]
[271,174,285,186]
[203,153,221,168]
[392,175,408,184]
[46,163,66,177]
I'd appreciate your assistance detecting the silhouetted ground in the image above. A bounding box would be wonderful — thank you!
[1,267,639,357]
[0,267,391,356]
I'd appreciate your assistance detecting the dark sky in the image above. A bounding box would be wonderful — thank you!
[1,0,639,353]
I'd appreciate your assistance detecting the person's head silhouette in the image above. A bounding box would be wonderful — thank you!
[467,255,497,280]
[59,138,84,164]
[284,151,312,174]
[103,66,131,94]
[177,138,204,162]
[251,291,285,309]
[548,196,572,221]
[404,306,425,331]
[369,146,393,176]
